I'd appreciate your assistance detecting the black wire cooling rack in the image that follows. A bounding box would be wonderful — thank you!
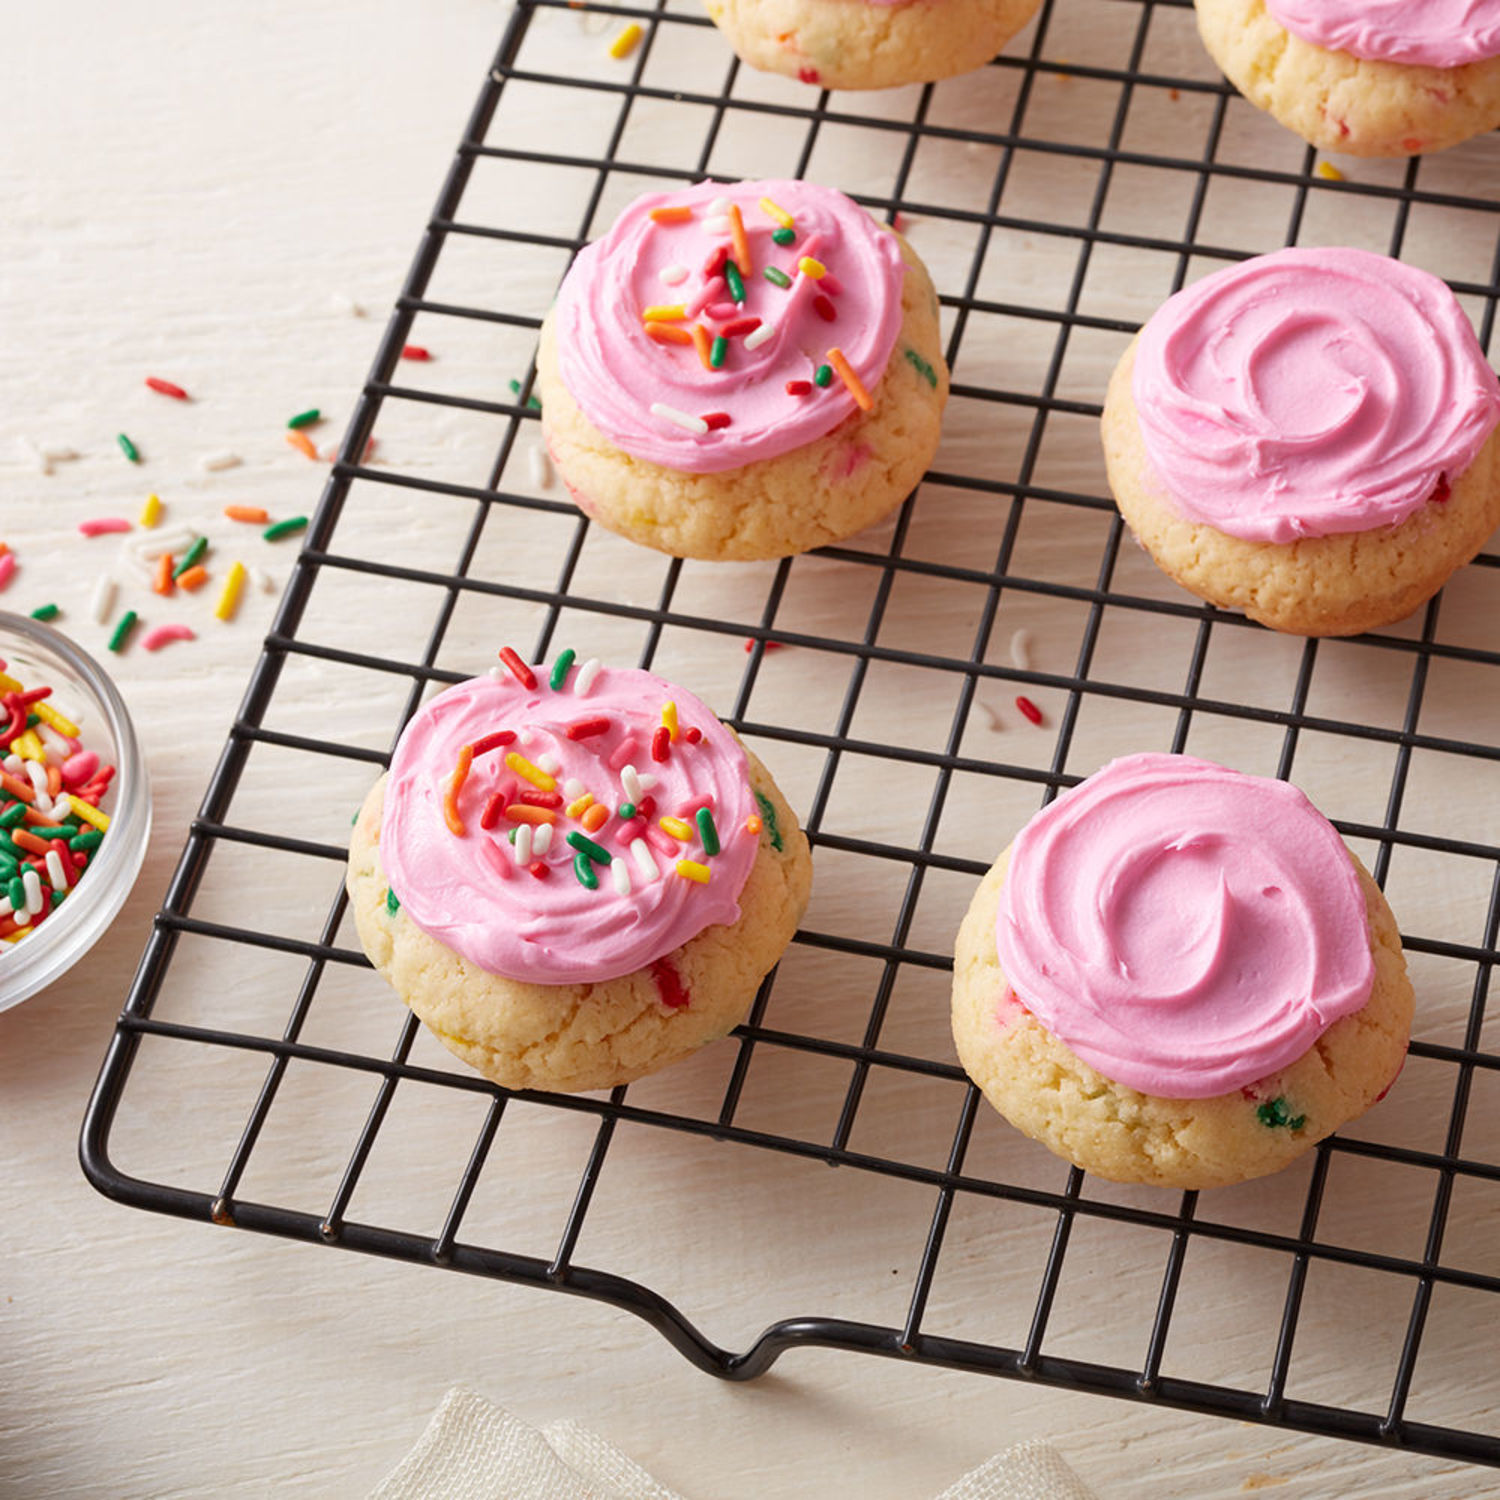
[83,0,1500,1473]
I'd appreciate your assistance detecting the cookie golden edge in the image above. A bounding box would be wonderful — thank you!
[701,0,1042,92]
[951,845,1413,1190]
[1194,0,1500,157]
[1102,339,1500,637]
[536,232,949,562]
[347,747,812,1094]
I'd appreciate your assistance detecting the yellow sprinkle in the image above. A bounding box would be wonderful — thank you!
[641,304,686,322]
[1316,161,1344,181]
[565,792,595,819]
[609,21,642,58]
[662,700,678,741]
[505,751,556,792]
[139,493,163,527]
[12,730,45,762]
[798,257,827,280]
[68,795,111,831]
[758,196,794,230]
[676,859,711,884]
[2,928,32,944]
[215,560,247,622]
[35,701,80,738]
[0,673,22,695]
[659,815,694,841]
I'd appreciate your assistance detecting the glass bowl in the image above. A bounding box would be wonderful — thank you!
[0,611,151,1010]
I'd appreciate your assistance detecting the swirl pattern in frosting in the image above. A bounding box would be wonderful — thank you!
[553,178,905,473]
[1264,0,1500,68]
[993,753,1375,1099]
[1131,246,1500,544]
[381,655,759,985]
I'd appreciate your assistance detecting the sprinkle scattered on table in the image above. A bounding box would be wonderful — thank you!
[199,451,242,473]
[285,428,319,460]
[400,344,432,361]
[145,376,190,401]
[262,516,308,543]
[116,433,141,465]
[29,604,59,623]
[1015,695,1044,727]
[1009,628,1032,671]
[609,21,643,58]
[287,408,321,430]
[1316,161,1344,181]
[138,494,163,528]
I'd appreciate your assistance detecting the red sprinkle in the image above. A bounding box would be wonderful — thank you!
[565,717,611,740]
[797,66,821,83]
[145,376,189,400]
[701,412,732,431]
[1016,695,1044,726]
[719,317,760,338]
[684,725,702,744]
[636,795,657,821]
[814,294,837,322]
[785,380,811,396]
[519,789,563,809]
[480,794,505,831]
[529,861,550,879]
[743,638,784,652]
[497,646,536,689]
[401,345,432,361]
[651,726,670,763]
[470,729,517,757]
[651,956,691,1010]
[703,244,730,278]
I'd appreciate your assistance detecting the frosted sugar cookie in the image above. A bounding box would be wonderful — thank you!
[347,649,812,1093]
[951,754,1413,1189]
[701,0,1042,92]
[536,178,948,561]
[1195,0,1500,156]
[1102,246,1500,636]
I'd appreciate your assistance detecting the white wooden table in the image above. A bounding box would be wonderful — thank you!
[3,3,1498,1495]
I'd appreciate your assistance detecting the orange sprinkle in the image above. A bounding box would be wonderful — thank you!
[650,206,693,224]
[152,553,175,595]
[826,347,872,411]
[0,770,35,804]
[443,744,474,837]
[176,564,209,592]
[728,202,752,279]
[286,429,319,460]
[581,802,609,833]
[11,828,51,857]
[224,505,270,523]
[645,322,693,346]
[746,814,762,835]
[505,803,556,825]
[690,323,713,372]
[44,764,61,799]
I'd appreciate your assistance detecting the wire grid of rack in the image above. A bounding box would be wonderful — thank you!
[82,0,1500,1473]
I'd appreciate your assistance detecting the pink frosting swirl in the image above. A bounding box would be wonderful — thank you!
[553,178,905,473]
[1131,246,1500,544]
[993,753,1375,1099]
[1264,0,1500,67]
[381,659,759,985]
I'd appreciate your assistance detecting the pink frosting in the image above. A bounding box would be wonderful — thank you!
[993,753,1375,1100]
[553,178,905,473]
[1264,0,1500,67]
[1131,246,1500,544]
[381,659,759,985]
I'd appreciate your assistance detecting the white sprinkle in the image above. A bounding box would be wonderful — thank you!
[705,215,730,234]
[528,445,554,491]
[636,771,657,792]
[631,839,659,880]
[251,566,276,594]
[658,264,689,286]
[24,760,47,799]
[22,868,43,916]
[12,905,30,928]
[532,823,553,855]
[488,665,505,681]
[45,850,69,893]
[514,825,533,866]
[330,292,365,317]
[574,658,602,696]
[611,859,632,896]
[563,777,586,801]
[199,451,242,472]
[743,322,775,351]
[129,524,195,558]
[2,754,19,775]
[708,196,730,215]
[976,700,1003,733]
[1010,628,1033,671]
[621,765,643,802]
[536,752,560,775]
[0,897,10,916]
[90,575,117,625]
[650,402,707,434]
[42,445,79,464]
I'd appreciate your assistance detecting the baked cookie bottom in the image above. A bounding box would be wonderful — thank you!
[951,845,1413,1190]
[1194,0,1500,156]
[1102,341,1500,637]
[702,0,1041,91]
[347,750,812,1094]
[536,234,948,562]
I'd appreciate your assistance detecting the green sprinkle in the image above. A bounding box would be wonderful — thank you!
[385,887,401,915]
[771,227,796,246]
[29,604,59,622]
[510,379,541,410]
[567,830,612,865]
[550,647,576,691]
[1255,1097,1306,1131]
[813,363,833,388]
[174,535,208,577]
[753,789,783,852]
[0,855,15,881]
[724,260,746,304]
[263,516,309,543]
[528,395,541,410]
[117,432,140,464]
[696,806,720,856]
[618,802,635,820]
[108,610,139,654]
[904,347,938,389]
[0,804,26,830]
[70,832,104,854]
[0,832,18,859]
[710,335,728,370]
[287,408,322,429]
[573,851,598,889]
[6,876,24,911]
[763,266,792,289]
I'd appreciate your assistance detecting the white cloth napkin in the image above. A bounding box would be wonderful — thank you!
[368,1387,1100,1500]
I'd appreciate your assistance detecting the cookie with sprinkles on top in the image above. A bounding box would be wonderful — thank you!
[346,647,813,1094]
[951,753,1414,1190]
[536,178,949,561]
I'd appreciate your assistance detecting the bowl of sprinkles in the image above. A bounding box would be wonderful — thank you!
[0,610,150,1010]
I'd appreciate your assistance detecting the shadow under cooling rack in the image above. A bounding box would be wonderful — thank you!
[83,0,1500,1472]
